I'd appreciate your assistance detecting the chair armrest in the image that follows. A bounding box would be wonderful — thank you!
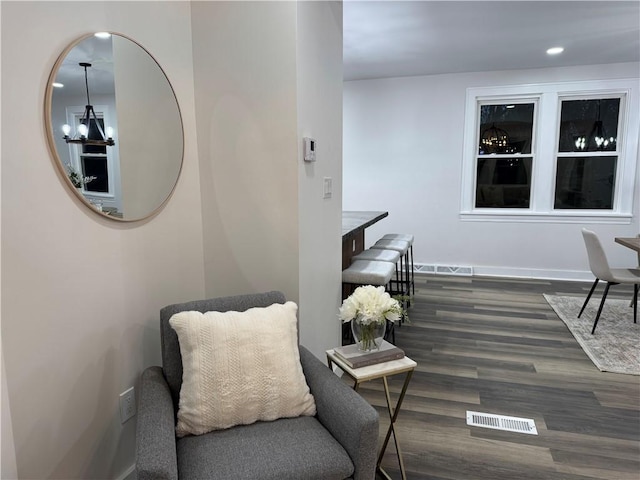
[136,366,178,480]
[299,346,379,480]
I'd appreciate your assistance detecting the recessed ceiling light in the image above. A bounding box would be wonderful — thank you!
[506,105,515,109]
[52,82,64,88]
[546,47,564,55]
[94,32,111,39]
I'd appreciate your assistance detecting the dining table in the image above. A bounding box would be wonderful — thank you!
[614,236,640,254]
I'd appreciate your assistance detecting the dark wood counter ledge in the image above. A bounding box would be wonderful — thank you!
[342,211,388,270]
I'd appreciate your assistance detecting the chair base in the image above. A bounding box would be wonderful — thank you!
[578,279,638,334]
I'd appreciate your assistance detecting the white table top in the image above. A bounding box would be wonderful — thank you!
[326,348,417,382]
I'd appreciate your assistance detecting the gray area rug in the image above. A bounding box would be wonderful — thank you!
[544,294,639,375]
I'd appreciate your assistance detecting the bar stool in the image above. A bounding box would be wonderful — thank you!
[381,234,415,295]
[352,248,403,297]
[371,239,411,301]
[341,259,397,344]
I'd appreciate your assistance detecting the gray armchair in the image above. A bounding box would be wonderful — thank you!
[136,291,379,480]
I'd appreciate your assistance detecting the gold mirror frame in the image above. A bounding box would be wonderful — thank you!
[44,32,184,222]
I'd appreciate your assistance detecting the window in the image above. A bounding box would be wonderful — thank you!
[81,156,109,193]
[80,118,109,194]
[461,79,638,223]
[555,98,620,210]
[476,102,536,208]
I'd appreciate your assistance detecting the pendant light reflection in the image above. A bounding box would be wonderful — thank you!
[61,62,115,147]
[480,123,517,154]
[573,100,617,151]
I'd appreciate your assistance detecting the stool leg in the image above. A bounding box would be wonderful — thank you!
[393,263,401,297]
[342,322,354,345]
[384,319,395,344]
[393,255,406,302]
[409,245,415,295]
[404,251,411,307]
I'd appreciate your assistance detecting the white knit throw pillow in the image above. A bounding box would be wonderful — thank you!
[169,301,316,437]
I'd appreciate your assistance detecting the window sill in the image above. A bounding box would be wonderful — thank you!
[459,211,633,224]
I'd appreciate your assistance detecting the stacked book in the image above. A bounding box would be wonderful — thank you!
[333,340,405,369]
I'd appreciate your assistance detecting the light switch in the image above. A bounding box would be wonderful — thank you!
[323,177,332,198]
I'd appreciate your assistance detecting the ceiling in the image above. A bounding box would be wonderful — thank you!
[54,35,115,96]
[343,1,640,81]
[52,3,640,89]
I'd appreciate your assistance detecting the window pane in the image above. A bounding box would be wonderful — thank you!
[81,156,109,193]
[82,118,107,155]
[479,103,534,154]
[558,99,620,152]
[554,156,616,209]
[476,157,532,208]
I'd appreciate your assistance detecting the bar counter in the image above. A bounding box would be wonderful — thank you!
[342,211,388,270]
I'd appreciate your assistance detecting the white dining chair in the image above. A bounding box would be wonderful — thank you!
[579,228,640,334]
[630,233,640,308]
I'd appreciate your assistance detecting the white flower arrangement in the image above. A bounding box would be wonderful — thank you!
[339,285,403,325]
[65,164,97,188]
[339,286,404,351]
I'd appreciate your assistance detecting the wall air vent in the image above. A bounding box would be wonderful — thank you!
[414,264,473,276]
[413,264,435,274]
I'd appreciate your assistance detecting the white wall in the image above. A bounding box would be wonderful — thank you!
[296,1,344,357]
[114,35,183,220]
[191,1,344,358]
[1,2,204,478]
[344,63,640,280]
[1,350,18,479]
[191,1,300,302]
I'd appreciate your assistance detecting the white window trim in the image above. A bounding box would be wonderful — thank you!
[460,79,639,224]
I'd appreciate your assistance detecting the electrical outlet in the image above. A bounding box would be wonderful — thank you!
[119,387,136,423]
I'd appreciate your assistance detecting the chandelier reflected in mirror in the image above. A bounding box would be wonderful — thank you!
[62,62,115,147]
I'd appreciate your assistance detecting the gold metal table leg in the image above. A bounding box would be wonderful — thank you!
[376,369,414,480]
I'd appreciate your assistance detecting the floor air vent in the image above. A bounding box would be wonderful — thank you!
[466,411,538,435]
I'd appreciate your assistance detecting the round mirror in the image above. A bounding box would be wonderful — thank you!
[44,32,184,221]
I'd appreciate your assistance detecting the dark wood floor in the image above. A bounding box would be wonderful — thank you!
[357,275,640,480]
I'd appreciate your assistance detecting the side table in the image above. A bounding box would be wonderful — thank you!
[326,348,417,480]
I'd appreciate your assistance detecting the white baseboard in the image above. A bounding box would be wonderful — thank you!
[415,266,593,282]
[115,465,136,480]
[472,266,593,281]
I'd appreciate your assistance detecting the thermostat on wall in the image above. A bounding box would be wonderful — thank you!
[303,137,316,162]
